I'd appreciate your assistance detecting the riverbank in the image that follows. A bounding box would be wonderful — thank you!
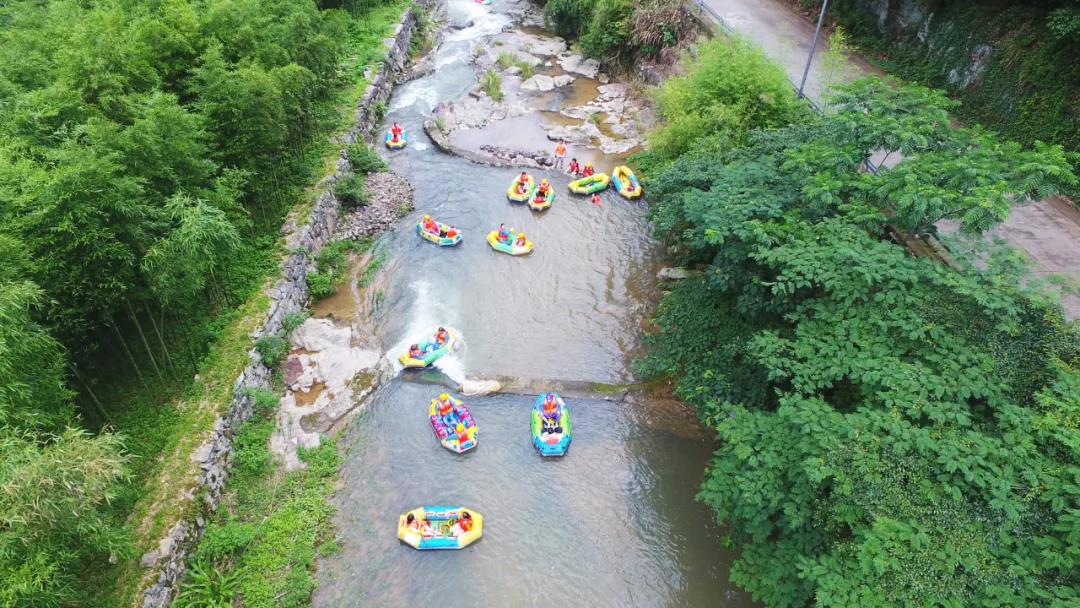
[634,7,1080,606]
[109,3,436,606]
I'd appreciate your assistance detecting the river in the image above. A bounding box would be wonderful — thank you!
[312,1,754,605]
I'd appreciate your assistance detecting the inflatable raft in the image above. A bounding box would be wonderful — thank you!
[506,174,535,202]
[429,396,477,453]
[398,330,456,368]
[531,392,572,457]
[611,165,642,199]
[385,130,407,149]
[568,173,610,195]
[528,187,554,211]
[416,221,462,246]
[487,230,533,255]
[398,506,483,550]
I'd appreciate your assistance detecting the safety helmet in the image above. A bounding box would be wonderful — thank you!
[585,162,593,167]
[439,393,449,400]
[455,423,464,432]
[424,214,431,220]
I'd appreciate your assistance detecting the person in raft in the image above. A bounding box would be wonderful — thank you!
[553,140,567,170]
[390,122,403,143]
[497,223,511,243]
[541,394,561,433]
[437,393,456,425]
[567,158,580,176]
[406,512,422,532]
[435,327,449,346]
[450,511,474,537]
[515,171,530,194]
[625,180,636,195]
[408,344,423,359]
[581,162,594,178]
[422,214,438,234]
[514,232,527,248]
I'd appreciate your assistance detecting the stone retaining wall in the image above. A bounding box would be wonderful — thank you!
[138,2,439,605]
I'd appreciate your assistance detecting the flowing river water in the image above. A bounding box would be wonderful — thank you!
[313,1,755,605]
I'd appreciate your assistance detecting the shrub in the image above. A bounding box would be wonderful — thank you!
[334,172,368,207]
[345,143,387,174]
[306,271,336,300]
[632,37,804,174]
[545,0,594,39]
[241,386,281,418]
[254,335,288,368]
[281,311,309,335]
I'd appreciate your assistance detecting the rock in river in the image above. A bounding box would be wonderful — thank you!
[521,74,555,92]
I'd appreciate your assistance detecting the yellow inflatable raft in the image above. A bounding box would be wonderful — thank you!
[398,506,483,550]
[612,165,642,199]
[487,230,533,255]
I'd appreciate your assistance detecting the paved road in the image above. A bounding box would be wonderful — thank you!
[697,0,1080,318]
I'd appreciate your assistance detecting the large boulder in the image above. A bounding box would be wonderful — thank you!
[521,74,555,92]
[559,54,601,79]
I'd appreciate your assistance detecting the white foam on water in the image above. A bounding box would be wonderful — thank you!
[389,80,440,112]
[445,0,511,42]
[387,279,467,383]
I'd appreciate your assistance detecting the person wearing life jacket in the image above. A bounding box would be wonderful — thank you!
[408,344,423,359]
[541,394,560,432]
[497,223,510,243]
[538,178,551,194]
[591,192,601,206]
[582,162,594,178]
[460,511,474,532]
[422,214,438,234]
[406,512,421,532]
[625,179,636,194]
[435,327,449,346]
[568,158,580,176]
[514,232,527,248]
[553,140,567,170]
[437,393,456,425]
[445,226,458,239]
[515,171,531,195]
[455,422,470,446]
[391,122,403,143]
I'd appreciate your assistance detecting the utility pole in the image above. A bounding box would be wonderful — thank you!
[798,0,830,99]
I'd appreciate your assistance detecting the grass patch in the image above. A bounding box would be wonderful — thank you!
[482,69,504,101]
[177,402,342,608]
[496,51,536,78]
[357,253,386,288]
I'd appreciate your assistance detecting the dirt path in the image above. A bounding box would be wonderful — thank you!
[697,0,1080,318]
